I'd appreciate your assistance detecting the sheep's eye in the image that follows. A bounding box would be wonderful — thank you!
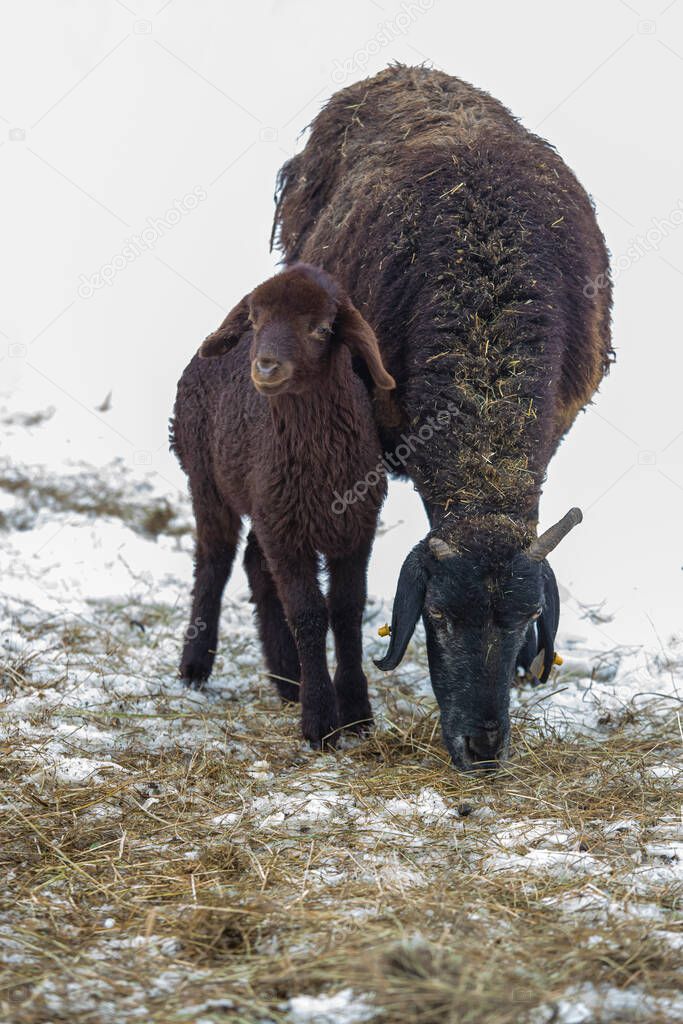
[428,607,444,620]
[311,324,332,339]
[530,609,542,621]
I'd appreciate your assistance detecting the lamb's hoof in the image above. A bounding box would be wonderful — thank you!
[338,701,374,735]
[301,707,340,750]
[334,671,373,735]
[275,679,301,704]
[179,655,212,689]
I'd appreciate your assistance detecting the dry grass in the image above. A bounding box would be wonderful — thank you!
[0,457,191,538]
[0,591,681,1024]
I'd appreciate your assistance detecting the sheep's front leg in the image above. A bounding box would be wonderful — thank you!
[268,551,339,748]
[327,546,373,734]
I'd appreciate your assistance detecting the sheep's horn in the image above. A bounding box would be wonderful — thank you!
[428,536,455,561]
[527,507,583,562]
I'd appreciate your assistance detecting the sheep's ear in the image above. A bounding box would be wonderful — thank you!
[198,296,250,358]
[335,299,396,390]
[374,542,429,671]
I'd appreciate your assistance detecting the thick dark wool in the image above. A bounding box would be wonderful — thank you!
[272,65,613,560]
[171,267,389,747]
[172,345,386,559]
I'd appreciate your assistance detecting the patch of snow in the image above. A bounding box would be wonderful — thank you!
[466,803,496,821]
[541,889,676,931]
[359,852,427,890]
[645,841,682,862]
[48,756,128,785]
[493,819,575,850]
[212,786,354,832]
[255,789,348,829]
[649,763,682,779]
[383,787,455,821]
[626,858,683,891]
[288,988,376,1024]
[532,982,683,1023]
[603,818,640,835]
[654,928,683,950]
[246,758,274,780]
[484,849,607,878]
[212,810,241,828]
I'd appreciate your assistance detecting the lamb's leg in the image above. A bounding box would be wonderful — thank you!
[264,548,339,748]
[180,494,239,688]
[243,530,300,704]
[327,546,374,734]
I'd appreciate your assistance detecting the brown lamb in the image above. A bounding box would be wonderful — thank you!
[171,262,395,747]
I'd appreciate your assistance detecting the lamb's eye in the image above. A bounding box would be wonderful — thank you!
[311,324,332,339]
[428,607,444,620]
[530,608,542,621]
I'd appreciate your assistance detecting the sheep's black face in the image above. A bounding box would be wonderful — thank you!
[375,542,547,772]
[421,553,544,771]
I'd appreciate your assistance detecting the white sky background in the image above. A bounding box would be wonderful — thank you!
[1,0,681,650]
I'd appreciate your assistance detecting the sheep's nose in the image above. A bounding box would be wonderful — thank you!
[255,358,281,378]
[464,725,504,766]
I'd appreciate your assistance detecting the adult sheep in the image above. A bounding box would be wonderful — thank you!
[271,65,613,771]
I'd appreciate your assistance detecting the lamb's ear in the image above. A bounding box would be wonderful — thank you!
[198,296,250,358]
[335,299,395,390]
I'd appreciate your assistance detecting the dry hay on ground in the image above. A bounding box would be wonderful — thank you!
[1,586,681,1024]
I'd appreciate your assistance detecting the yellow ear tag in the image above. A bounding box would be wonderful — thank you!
[378,624,391,637]
[553,653,563,666]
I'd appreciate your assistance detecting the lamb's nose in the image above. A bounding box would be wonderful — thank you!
[255,358,280,378]
[465,726,504,766]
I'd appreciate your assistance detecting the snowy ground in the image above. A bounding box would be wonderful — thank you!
[4,2,683,1018]
[1,407,682,1024]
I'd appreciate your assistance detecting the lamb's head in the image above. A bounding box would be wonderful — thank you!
[198,263,395,397]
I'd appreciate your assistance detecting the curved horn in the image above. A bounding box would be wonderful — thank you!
[428,536,455,561]
[527,507,583,562]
